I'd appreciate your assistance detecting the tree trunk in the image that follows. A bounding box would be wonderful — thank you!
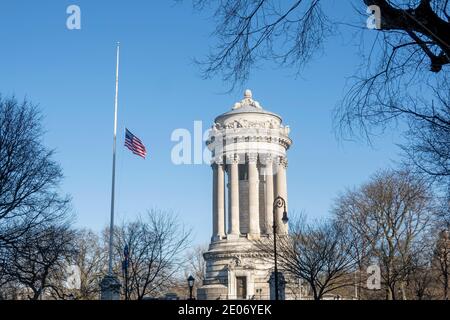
[444,275,448,300]
[401,282,407,300]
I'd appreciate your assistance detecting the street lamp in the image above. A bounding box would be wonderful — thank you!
[187,275,195,300]
[272,196,288,301]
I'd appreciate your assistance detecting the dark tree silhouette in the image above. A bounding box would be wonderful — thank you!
[333,169,434,300]
[255,216,360,300]
[48,229,106,300]
[0,96,70,248]
[191,0,449,184]
[1,223,76,300]
[185,244,208,294]
[192,0,448,81]
[112,209,192,300]
[434,229,450,299]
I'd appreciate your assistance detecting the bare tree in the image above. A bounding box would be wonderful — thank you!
[112,209,192,300]
[367,0,449,68]
[0,95,74,300]
[185,244,208,294]
[73,230,106,300]
[191,1,449,185]
[407,237,435,300]
[1,222,76,300]
[333,169,434,300]
[190,0,330,85]
[255,216,359,300]
[191,0,448,80]
[333,1,449,185]
[49,229,106,300]
[0,96,70,248]
[400,80,450,180]
[434,229,450,299]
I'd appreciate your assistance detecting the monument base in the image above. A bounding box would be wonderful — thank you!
[100,274,121,300]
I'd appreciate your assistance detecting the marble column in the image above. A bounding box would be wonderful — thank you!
[217,162,225,238]
[248,153,260,238]
[228,154,240,239]
[212,161,225,241]
[275,156,288,234]
[212,163,218,239]
[264,154,274,234]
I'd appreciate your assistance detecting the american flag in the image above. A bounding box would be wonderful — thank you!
[124,129,147,159]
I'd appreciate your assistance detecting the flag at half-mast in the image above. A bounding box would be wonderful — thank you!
[124,128,147,159]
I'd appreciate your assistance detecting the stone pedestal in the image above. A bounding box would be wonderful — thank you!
[197,238,272,300]
[100,274,121,300]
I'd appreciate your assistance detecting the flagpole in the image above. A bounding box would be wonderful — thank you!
[108,42,120,276]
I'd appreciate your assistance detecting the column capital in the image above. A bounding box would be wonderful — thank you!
[211,156,224,166]
[226,153,240,164]
[263,154,274,165]
[277,156,288,168]
[247,153,258,164]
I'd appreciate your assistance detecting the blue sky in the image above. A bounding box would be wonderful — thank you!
[0,1,404,246]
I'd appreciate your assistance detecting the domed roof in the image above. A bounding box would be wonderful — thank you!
[214,90,282,123]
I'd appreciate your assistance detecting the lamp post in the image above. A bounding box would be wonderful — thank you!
[187,275,195,300]
[272,196,288,301]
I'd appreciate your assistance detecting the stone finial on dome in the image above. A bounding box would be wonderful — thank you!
[232,89,262,110]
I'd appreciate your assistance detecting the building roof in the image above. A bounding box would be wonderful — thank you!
[214,90,282,123]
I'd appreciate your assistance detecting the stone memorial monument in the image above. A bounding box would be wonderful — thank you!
[198,90,293,300]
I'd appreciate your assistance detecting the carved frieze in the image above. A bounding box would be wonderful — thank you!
[216,118,280,130]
